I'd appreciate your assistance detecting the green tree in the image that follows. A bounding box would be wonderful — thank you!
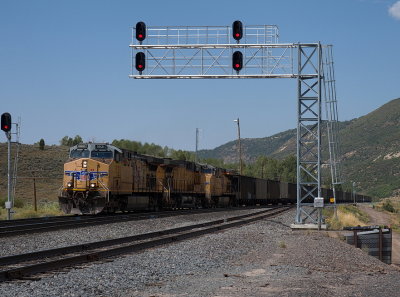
[60,136,71,146]
[112,139,167,158]
[201,158,225,168]
[60,135,83,146]
[73,135,83,145]
[169,149,195,161]
[39,138,45,150]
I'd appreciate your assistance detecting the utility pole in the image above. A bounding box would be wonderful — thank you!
[233,118,243,175]
[353,181,356,205]
[195,128,199,163]
[33,178,37,212]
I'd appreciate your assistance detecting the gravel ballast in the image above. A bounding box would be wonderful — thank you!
[0,208,265,257]
[1,208,400,297]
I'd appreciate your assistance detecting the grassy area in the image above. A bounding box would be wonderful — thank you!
[0,200,64,220]
[323,205,370,230]
[373,197,400,232]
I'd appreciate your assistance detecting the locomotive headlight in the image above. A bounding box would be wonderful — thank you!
[90,183,96,188]
[67,182,73,188]
[82,160,88,168]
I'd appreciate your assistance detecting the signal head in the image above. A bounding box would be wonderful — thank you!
[135,52,146,72]
[232,51,243,71]
[136,21,146,42]
[232,20,243,41]
[1,112,11,132]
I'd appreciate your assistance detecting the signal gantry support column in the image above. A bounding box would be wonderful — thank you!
[296,44,322,224]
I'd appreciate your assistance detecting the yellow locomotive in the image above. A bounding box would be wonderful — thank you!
[59,143,234,214]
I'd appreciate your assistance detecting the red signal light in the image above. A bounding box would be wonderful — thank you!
[136,22,146,42]
[1,113,11,132]
[135,52,146,72]
[232,51,243,72]
[232,20,243,41]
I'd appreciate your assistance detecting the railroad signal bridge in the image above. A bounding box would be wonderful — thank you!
[129,22,342,226]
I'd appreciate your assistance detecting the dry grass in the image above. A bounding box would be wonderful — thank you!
[324,205,369,230]
[0,201,64,220]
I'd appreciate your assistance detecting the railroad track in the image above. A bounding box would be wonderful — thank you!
[0,206,291,282]
[0,207,262,237]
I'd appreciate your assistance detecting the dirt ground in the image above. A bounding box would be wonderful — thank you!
[357,204,400,266]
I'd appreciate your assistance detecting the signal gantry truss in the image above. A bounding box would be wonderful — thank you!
[129,23,342,225]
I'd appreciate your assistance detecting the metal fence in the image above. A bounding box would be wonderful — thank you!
[344,226,392,264]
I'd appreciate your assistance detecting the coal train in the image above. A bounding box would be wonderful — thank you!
[58,143,371,214]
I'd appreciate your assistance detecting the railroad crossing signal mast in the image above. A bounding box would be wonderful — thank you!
[129,21,342,226]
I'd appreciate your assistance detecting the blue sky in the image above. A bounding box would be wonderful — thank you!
[1,0,399,150]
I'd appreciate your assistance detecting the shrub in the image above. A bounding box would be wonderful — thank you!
[382,200,396,213]
[13,199,25,208]
[278,241,287,248]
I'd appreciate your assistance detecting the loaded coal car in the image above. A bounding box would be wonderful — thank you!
[266,179,281,204]
[227,175,258,205]
[344,191,353,203]
[226,175,281,205]
[279,182,297,204]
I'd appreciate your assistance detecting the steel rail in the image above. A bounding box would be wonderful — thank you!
[0,207,271,237]
[0,206,291,282]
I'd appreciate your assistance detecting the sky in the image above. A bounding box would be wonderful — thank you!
[0,0,399,151]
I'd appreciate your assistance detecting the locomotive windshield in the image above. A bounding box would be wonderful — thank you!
[91,150,113,159]
[70,149,90,158]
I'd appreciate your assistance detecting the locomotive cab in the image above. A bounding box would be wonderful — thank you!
[59,143,119,214]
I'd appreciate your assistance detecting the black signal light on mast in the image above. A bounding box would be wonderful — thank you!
[135,52,146,72]
[232,20,243,41]
[232,51,243,72]
[1,112,12,132]
[136,21,146,42]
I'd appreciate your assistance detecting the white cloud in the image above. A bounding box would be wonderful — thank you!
[389,1,400,20]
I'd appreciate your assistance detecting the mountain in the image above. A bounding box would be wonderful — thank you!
[198,128,297,164]
[199,98,400,198]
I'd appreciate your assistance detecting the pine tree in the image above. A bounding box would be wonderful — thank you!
[39,138,45,150]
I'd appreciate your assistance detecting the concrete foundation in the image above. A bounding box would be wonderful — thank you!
[291,223,327,230]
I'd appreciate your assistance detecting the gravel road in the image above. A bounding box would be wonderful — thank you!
[1,208,399,297]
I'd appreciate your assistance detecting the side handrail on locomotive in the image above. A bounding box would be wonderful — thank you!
[97,179,110,203]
